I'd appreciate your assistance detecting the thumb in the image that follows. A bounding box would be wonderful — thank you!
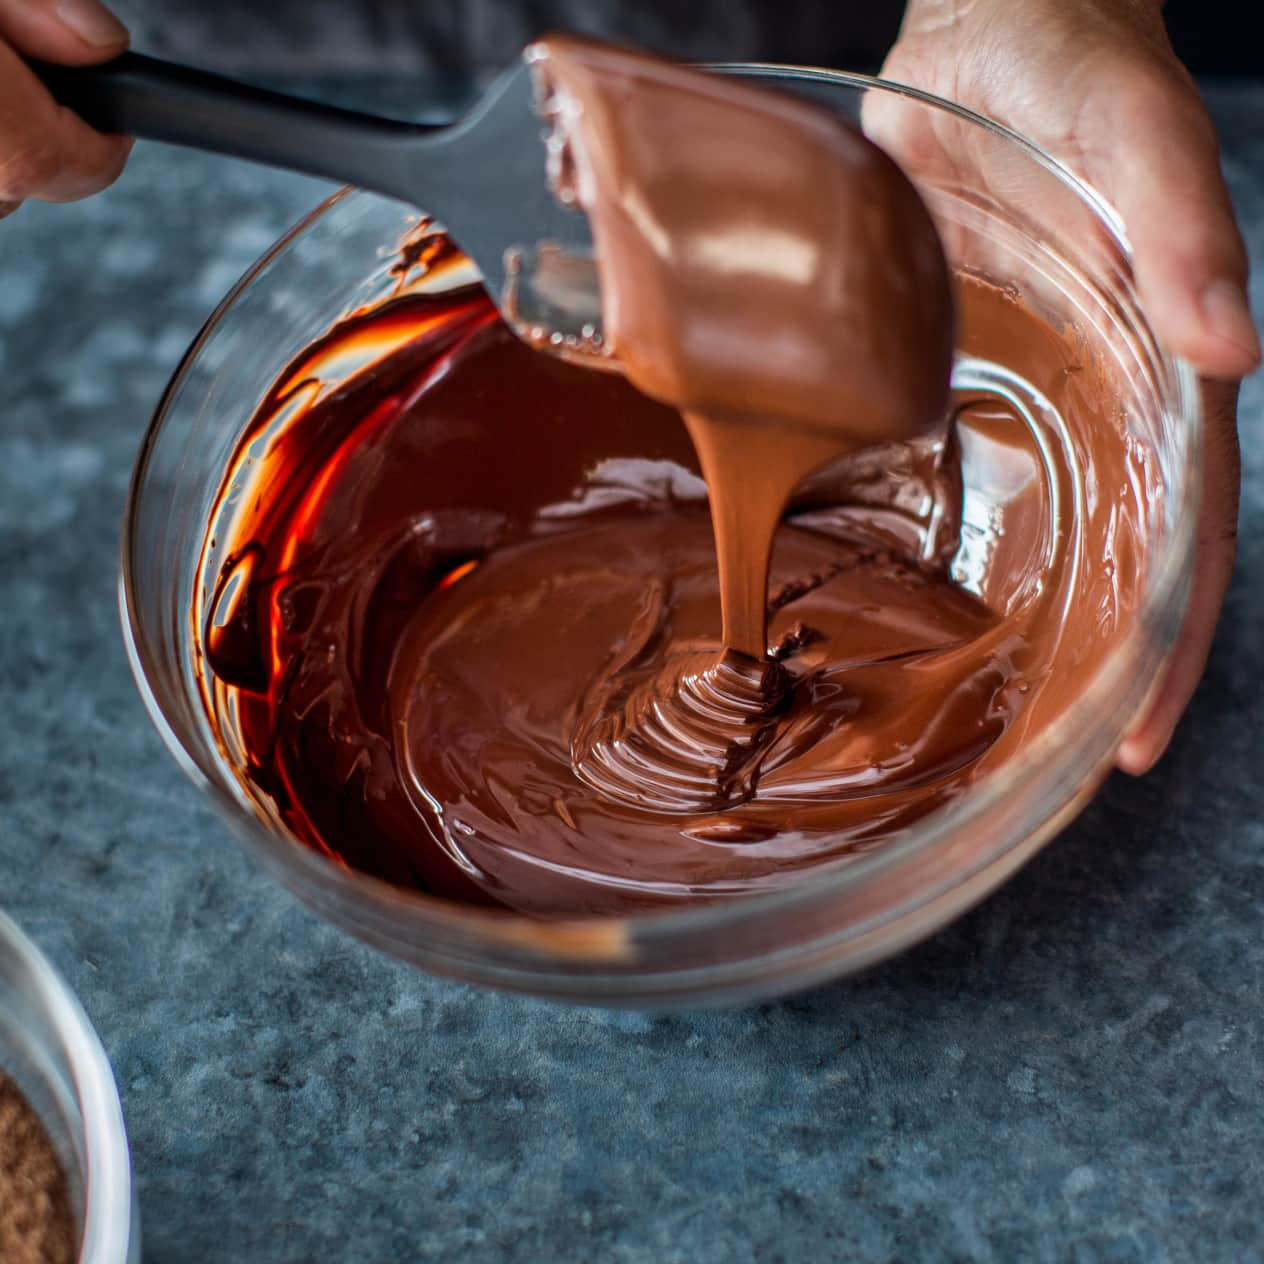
[0,0,129,64]
[1087,65,1258,380]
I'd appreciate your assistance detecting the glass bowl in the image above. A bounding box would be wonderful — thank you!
[0,909,138,1262]
[119,67,1199,1007]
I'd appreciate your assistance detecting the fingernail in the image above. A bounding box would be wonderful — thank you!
[55,0,129,48]
[1201,278,1261,364]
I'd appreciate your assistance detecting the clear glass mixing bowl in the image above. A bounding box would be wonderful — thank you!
[120,68,1199,1006]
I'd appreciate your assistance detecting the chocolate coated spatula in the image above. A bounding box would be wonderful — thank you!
[31,50,603,355]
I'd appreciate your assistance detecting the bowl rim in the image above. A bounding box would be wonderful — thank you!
[118,64,1201,991]
[0,908,136,1262]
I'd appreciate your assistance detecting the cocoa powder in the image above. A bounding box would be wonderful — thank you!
[0,1071,76,1264]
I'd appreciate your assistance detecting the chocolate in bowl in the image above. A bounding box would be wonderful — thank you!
[121,68,1198,1006]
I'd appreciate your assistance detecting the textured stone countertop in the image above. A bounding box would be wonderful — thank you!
[1,80,1262,1263]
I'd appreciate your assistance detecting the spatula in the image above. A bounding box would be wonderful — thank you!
[30,50,604,358]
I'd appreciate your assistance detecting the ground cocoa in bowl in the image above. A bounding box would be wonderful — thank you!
[0,1071,76,1264]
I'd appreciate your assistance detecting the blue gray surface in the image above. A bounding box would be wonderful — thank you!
[2,82,1263,1263]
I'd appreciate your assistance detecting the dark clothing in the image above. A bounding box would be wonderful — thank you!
[107,0,1249,80]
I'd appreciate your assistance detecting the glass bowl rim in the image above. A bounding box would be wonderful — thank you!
[0,908,135,1261]
[118,64,1201,977]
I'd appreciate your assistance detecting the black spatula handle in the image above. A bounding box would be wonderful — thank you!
[30,51,439,202]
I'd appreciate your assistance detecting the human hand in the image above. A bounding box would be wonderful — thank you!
[878,0,1259,774]
[0,0,132,219]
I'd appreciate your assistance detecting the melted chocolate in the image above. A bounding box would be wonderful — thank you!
[198,235,1148,916]
[197,41,1150,917]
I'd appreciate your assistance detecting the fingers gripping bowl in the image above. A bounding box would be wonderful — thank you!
[121,68,1198,1006]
